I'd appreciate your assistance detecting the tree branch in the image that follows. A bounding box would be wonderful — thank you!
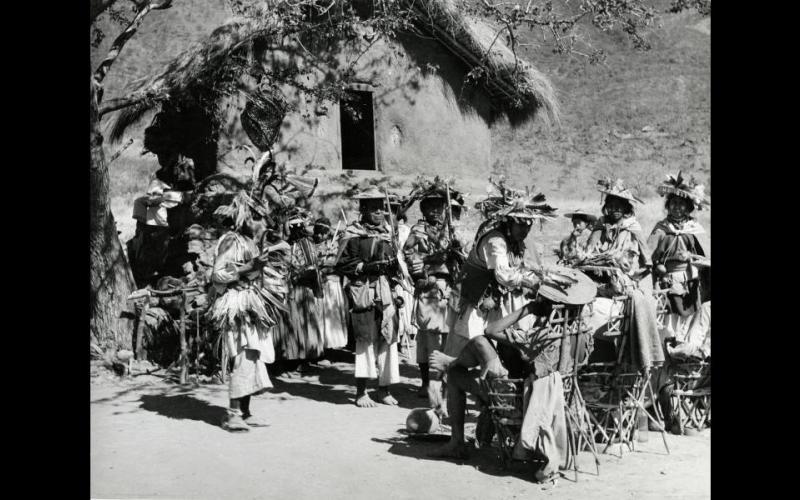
[90,0,118,23]
[93,0,174,87]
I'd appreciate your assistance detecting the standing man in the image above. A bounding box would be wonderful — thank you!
[403,191,455,402]
[336,187,402,407]
[443,180,557,360]
[209,191,280,431]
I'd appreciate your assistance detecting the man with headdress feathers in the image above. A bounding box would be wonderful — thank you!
[441,178,555,361]
[336,186,403,407]
[403,186,456,402]
[580,178,663,370]
[583,178,652,294]
[648,172,710,343]
[648,173,711,434]
[209,191,286,431]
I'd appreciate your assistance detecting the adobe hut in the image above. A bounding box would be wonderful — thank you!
[113,0,559,186]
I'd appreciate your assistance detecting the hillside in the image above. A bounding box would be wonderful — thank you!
[92,1,710,251]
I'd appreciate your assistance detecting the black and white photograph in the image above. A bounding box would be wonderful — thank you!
[89,1,711,498]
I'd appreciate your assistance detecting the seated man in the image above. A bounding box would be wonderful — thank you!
[429,297,591,468]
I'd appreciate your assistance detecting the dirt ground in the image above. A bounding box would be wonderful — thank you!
[91,353,710,500]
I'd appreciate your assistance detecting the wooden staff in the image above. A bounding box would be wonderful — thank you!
[179,291,188,384]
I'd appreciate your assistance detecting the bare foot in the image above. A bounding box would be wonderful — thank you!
[429,350,455,374]
[355,394,377,408]
[379,393,398,406]
[242,414,270,427]
[428,440,470,460]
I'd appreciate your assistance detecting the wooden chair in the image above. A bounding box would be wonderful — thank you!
[580,295,670,457]
[486,304,600,479]
[669,361,711,434]
[653,287,711,435]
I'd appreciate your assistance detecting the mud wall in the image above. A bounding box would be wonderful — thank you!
[216,31,496,181]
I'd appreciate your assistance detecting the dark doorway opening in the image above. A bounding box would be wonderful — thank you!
[340,90,376,171]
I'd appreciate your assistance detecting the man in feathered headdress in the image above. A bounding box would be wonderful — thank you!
[335,187,403,408]
[440,177,557,358]
[402,179,462,403]
[426,178,569,459]
[209,191,289,431]
[648,171,710,339]
[648,172,711,434]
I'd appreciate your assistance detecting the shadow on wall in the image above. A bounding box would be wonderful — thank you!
[396,31,494,125]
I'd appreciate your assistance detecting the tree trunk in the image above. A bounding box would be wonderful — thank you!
[90,78,137,352]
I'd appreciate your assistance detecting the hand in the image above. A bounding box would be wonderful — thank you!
[410,257,424,275]
[521,273,540,290]
[676,250,692,262]
[362,261,384,275]
[252,254,269,270]
[385,257,399,274]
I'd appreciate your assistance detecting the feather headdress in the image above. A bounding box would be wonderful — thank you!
[597,177,644,204]
[407,176,465,205]
[213,190,268,230]
[474,176,557,222]
[656,171,710,210]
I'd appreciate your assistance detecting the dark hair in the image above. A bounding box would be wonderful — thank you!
[155,168,171,183]
[359,198,383,212]
[420,197,444,213]
[665,194,695,214]
[602,196,635,218]
[571,214,593,224]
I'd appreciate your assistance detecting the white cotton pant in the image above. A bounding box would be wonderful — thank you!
[355,337,400,385]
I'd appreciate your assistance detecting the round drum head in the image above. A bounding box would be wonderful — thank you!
[537,267,597,305]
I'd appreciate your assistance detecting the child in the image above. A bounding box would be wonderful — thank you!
[558,209,597,264]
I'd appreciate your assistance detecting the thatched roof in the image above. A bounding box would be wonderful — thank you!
[411,0,559,125]
[114,0,558,138]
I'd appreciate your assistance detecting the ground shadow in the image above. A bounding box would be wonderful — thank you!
[371,423,568,484]
[268,359,425,410]
[138,392,228,428]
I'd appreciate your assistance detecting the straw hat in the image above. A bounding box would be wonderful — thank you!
[352,186,388,200]
[596,178,644,204]
[657,171,710,210]
[475,176,557,222]
[562,209,598,224]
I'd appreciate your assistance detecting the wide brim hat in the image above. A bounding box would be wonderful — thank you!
[657,171,710,210]
[597,178,644,204]
[562,209,598,223]
[536,267,597,305]
[353,186,388,200]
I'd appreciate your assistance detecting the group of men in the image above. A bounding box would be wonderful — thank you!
[130,162,711,479]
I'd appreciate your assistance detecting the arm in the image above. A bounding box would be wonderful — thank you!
[485,301,536,336]
[585,229,603,255]
[484,236,529,289]
[211,235,265,285]
[335,237,364,276]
